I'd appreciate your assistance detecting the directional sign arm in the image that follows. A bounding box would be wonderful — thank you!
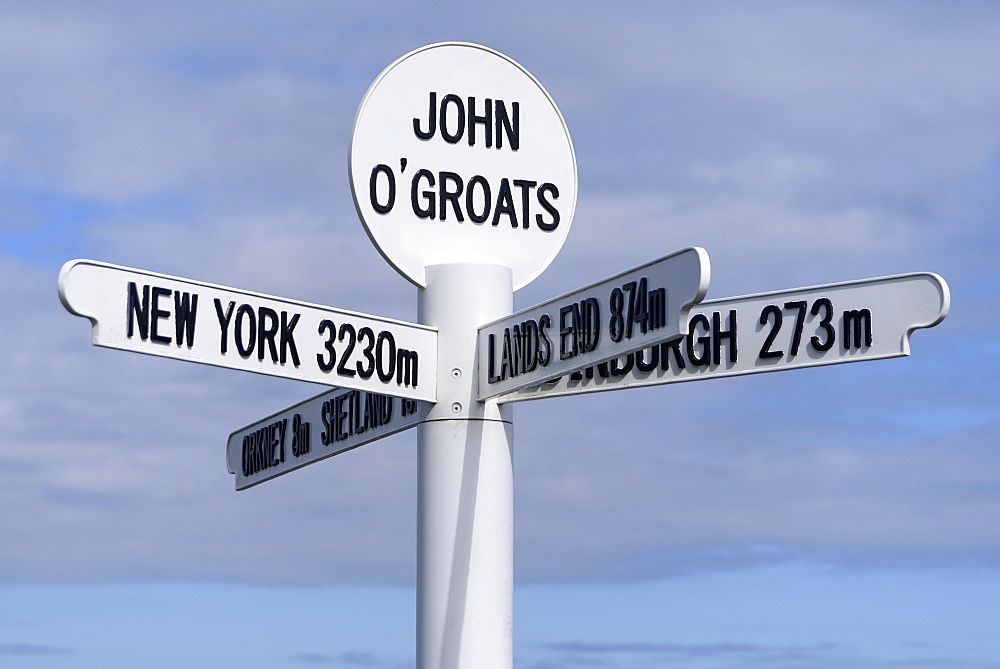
[498,272,949,403]
[59,259,438,402]
[227,388,431,490]
[476,247,710,400]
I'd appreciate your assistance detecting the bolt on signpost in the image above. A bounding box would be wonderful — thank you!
[58,42,949,669]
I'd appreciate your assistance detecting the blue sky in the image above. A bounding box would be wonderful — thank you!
[1,1,998,667]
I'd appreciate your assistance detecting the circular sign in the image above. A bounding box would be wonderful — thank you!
[349,42,577,290]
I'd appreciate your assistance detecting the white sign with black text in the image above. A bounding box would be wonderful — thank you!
[499,273,950,402]
[58,260,438,402]
[477,247,710,400]
[350,42,577,290]
[227,388,431,490]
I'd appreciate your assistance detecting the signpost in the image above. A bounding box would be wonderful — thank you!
[58,259,438,402]
[58,41,951,669]
[477,247,710,400]
[500,273,950,402]
[347,43,579,668]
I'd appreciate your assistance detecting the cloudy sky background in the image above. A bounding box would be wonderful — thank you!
[1,2,998,667]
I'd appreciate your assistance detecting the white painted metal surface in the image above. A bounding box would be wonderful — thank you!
[500,272,950,402]
[227,388,431,490]
[476,247,710,400]
[417,264,514,669]
[350,42,577,290]
[58,259,438,402]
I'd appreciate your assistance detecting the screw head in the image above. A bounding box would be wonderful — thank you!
[451,368,462,379]
[451,402,462,413]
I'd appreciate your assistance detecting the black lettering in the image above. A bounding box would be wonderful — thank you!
[173,291,198,348]
[609,354,634,377]
[466,175,491,224]
[241,435,247,476]
[252,429,262,474]
[397,348,418,387]
[758,305,784,359]
[609,288,625,342]
[280,312,300,366]
[522,320,539,373]
[317,319,336,372]
[354,389,366,434]
[247,434,255,476]
[369,164,395,214]
[376,331,396,383]
[439,171,464,221]
[648,287,667,330]
[492,178,517,228]
[510,324,523,377]
[500,328,513,379]
[537,314,553,367]
[810,298,836,352]
[636,346,659,373]
[292,413,309,457]
[365,392,377,431]
[367,393,378,430]
[240,418,292,478]
[495,100,519,150]
[713,310,738,365]
[843,309,873,350]
[784,300,808,356]
[411,169,436,219]
[150,286,171,344]
[321,399,333,446]
[234,304,256,358]
[468,97,492,148]
[257,307,279,362]
[488,333,501,383]
[512,179,537,229]
[581,298,601,353]
[337,323,357,377]
[214,299,235,354]
[413,91,437,139]
[661,337,686,371]
[245,434,255,477]
[687,314,712,366]
[335,393,349,441]
[628,279,648,337]
[559,305,576,360]
[126,282,150,340]
[349,390,359,437]
[439,94,465,143]
[357,327,375,379]
[275,419,287,465]
[261,426,271,469]
[535,183,560,231]
[331,397,342,442]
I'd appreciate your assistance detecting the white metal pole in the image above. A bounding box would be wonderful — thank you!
[417,263,514,669]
